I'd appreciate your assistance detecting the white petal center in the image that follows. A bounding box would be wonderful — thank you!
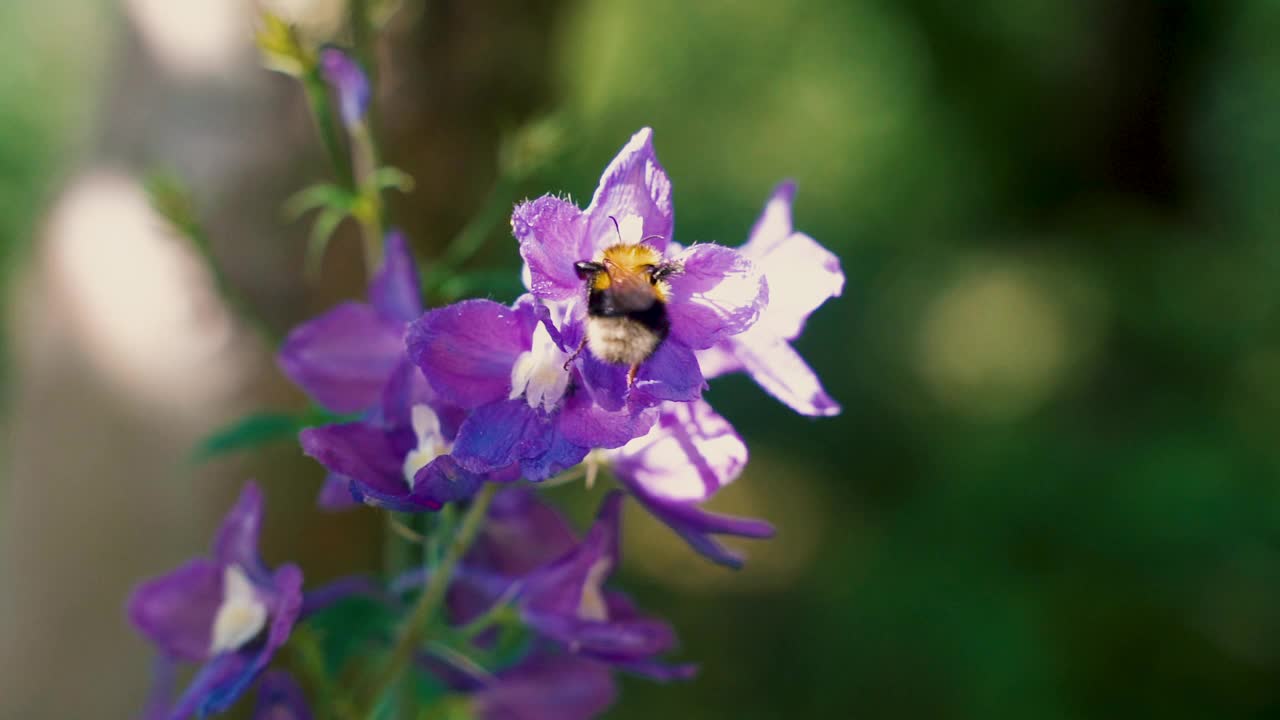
[402,403,450,488]
[509,322,570,412]
[577,557,613,622]
[615,214,644,245]
[209,564,268,654]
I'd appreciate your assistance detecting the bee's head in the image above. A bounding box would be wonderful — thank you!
[575,243,676,309]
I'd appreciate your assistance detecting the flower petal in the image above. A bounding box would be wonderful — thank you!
[513,195,590,301]
[734,331,841,417]
[128,559,222,662]
[316,473,358,510]
[167,651,250,720]
[623,482,775,569]
[692,341,742,380]
[559,390,657,450]
[412,455,484,508]
[278,302,404,414]
[576,353,628,412]
[525,614,676,661]
[522,492,622,618]
[214,482,265,572]
[299,423,430,512]
[450,399,553,474]
[369,230,423,323]
[612,400,745,502]
[629,340,705,407]
[474,653,617,720]
[521,431,590,482]
[468,489,579,576]
[253,671,312,720]
[750,231,843,341]
[583,128,674,254]
[665,244,768,349]
[741,180,797,257]
[407,299,534,409]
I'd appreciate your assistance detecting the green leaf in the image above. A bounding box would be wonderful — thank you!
[306,206,351,279]
[371,166,415,193]
[192,412,312,461]
[284,182,355,220]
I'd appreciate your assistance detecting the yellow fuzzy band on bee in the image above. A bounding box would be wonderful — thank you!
[591,243,670,299]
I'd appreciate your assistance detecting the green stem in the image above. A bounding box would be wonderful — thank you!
[350,123,385,277]
[358,484,498,717]
[302,70,354,189]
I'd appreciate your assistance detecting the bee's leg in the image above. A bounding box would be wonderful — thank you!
[562,336,588,370]
[627,363,640,387]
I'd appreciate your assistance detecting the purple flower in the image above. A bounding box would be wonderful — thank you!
[128,483,303,719]
[298,363,485,512]
[610,400,774,569]
[319,47,370,129]
[253,671,312,720]
[407,295,656,481]
[512,128,768,408]
[279,230,422,415]
[697,182,843,416]
[516,492,696,681]
[471,652,617,720]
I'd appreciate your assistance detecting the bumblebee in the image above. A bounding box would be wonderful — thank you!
[574,240,678,371]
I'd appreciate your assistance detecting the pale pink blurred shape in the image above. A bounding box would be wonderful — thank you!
[44,169,249,418]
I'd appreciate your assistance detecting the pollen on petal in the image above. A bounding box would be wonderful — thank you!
[209,564,267,654]
[577,558,613,622]
[509,323,571,412]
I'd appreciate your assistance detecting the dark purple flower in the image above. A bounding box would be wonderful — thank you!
[407,295,656,481]
[253,671,312,720]
[512,128,768,408]
[697,182,843,416]
[128,483,303,719]
[279,230,422,415]
[516,492,696,681]
[611,400,774,569]
[471,652,617,720]
[298,364,485,512]
[319,47,370,129]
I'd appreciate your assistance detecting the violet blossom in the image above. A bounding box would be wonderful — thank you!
[470,652,617,720]
[697,181,844,416]
[512,127,769,409]
[128,483,303,719]
[319,47,370,130]
[407,295,656,481]
[252,671,312,720]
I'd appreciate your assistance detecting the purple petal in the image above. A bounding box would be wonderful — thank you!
[583,128,673,254]
[693,341,742,380]
[522,493,622,618]
[300,575,393,617]
[665,244,769,349]
[214,482,265,571]
[629,340,705,407]
[474,653,617,720]
[370,230,423,323]
[128,559,221,662]
[525,614,676,661]
[407,300,534,409]
[622,481,775,569]
[450,399,552,474]
[612,400,745,503]
[741,180,796,257]
[278,302,404,414]
[167,652,251,720]
[468,489,579,576]
[748,232,843,341]
[299,423,433,512]
[520,431,590,482]
[558,390,657,450]
[317,473,359,511]
[412,455,484,507]
[253,671,312,720]
[733,331,841,417]
[319,48,369,129]
[513,196,591,301]
[576,353,628,412]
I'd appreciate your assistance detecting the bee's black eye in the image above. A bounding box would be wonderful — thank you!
[575,261,605,279]
[650,264,676,283]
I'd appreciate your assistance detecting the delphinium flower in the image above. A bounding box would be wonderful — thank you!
[406,295,657,481]
[696,181,844,416]
[280,231,485,510]
[251,671,312,720]
[511,127,769,409]
[466,652,618,720]
[319,47,370,130]
[128,483,303,719]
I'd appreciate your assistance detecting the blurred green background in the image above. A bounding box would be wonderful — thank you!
[6,0,1280,718]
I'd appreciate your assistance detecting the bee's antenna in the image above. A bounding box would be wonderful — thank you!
[608,215,622,243]
[640,234,665,245]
